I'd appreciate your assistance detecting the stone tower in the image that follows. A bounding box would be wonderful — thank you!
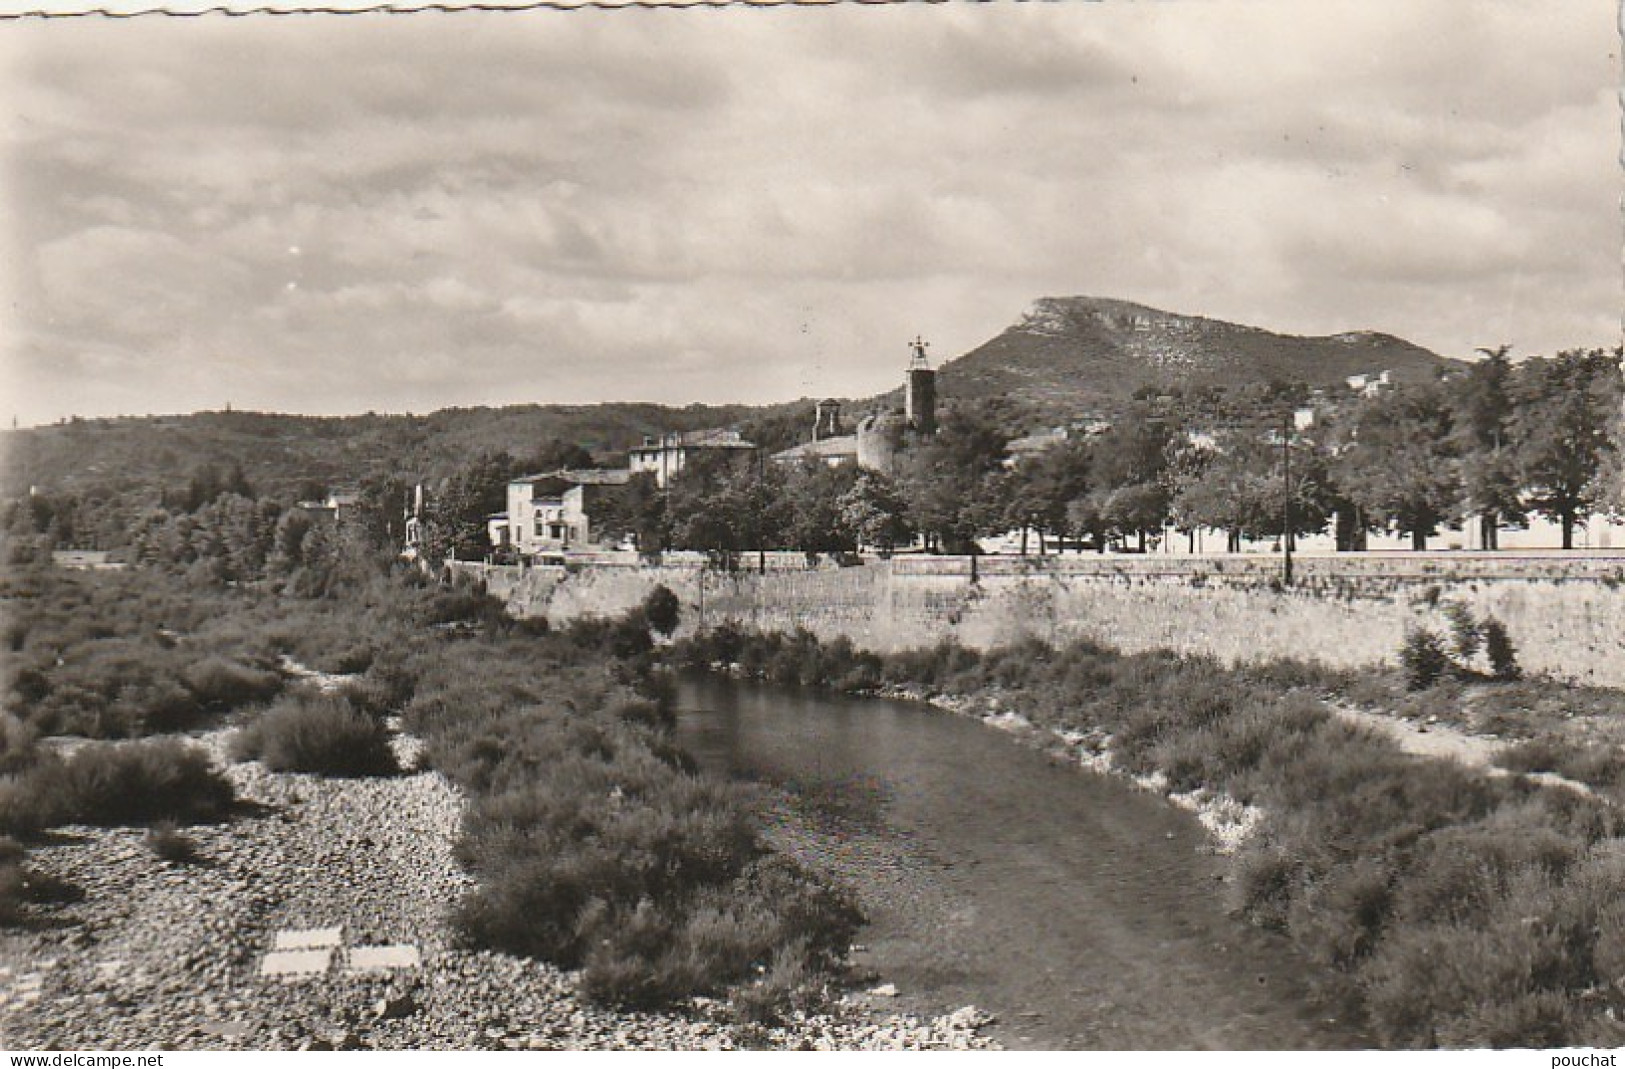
[812,399,842,442]
[905,336,937,435]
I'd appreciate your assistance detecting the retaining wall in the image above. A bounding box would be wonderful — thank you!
[450,553,1625,689]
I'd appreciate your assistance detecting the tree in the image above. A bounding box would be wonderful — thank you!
[1170,433,1292,552]
[180,462,255,512]
[1512,349,1620,549]
[898,408,1008,553]
[593,472,666,555]
[837,471,915,555]
[420,450,515,564]
[1082,408,1174,551]
[1331,384,1462,550]
[664,455,787,567]
[780,462,857,560]
[641,585,681,637]
[518,438,595,475]
[1454,346,1523,549]
[1002,439,1091,554]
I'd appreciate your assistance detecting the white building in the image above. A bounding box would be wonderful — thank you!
[628,429,757,488]
[487,469,631,559]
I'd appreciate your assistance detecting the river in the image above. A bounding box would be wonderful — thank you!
[675,676,1369,1050]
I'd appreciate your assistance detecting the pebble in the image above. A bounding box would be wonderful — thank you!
[0,723,995,1051]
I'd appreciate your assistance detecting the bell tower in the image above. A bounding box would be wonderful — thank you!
[904,335,937,435]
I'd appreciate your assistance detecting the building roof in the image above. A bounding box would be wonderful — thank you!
[1006,428,1069,456]
[771,434,859,462]
[631,428,756,452]
[510,468,633,487]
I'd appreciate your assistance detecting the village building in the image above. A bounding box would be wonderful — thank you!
[772,399,861,467]
[771,337,939,475]
[1345,370,1393,397]
[1002,416,1112,467]
[402,484,425,561]
[487,468,631,560]
[292,490,360,523]
[628,429,757,488]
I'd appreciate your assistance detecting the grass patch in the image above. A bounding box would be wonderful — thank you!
[1495,737,1625,790]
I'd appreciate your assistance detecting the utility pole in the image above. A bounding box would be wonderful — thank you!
[1282,408,1294,588]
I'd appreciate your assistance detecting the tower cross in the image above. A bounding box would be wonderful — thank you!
[909,335,931,367]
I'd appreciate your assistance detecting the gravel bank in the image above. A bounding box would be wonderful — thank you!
[1,720,994,1051]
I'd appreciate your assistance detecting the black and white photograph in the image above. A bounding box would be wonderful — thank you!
[1,0,1622,1055]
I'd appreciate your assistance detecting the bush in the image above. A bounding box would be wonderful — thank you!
[319,644,376,676]
[1495,737,1625,790]
[0,714,38,776]
[576,858,862,1011]
[233,693,397,777]
[1443,602,1482,664]
[27,638,206,737]
[1400,628,1452,690]
[1,739,235,836]
[0,837,82,926]
[1483,619,1521,681]
[642,585,681,638]
[340,658,418,716]
[146,820,202,864]
[413,631,863,1014]
[183,656,283,712]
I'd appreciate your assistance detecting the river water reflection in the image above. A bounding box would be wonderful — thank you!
[675,676,1368,1050]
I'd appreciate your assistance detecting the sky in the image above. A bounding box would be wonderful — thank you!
[1,0,1620,426]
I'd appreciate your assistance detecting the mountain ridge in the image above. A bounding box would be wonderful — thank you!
[923,295,1455,419]
[5,296,1460,497]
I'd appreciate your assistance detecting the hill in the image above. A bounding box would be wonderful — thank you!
[0,402,797,502]
[926,296,1455,420]
[2,296,1455,503]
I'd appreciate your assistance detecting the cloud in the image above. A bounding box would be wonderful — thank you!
[0,0,1618,427]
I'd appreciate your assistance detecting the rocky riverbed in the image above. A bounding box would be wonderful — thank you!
[0,720,995,1051]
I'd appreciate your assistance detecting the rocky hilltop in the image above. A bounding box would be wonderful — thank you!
[933,296,1453,417]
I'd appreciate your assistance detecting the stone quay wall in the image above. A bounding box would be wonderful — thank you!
[449,552,1625,689]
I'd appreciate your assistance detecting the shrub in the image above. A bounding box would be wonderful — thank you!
[27,638,206,737]
[0,714,38,776]
[1285,855,1393,968]
[1231,845,1299,930]
[1443,602,1482,664]
[2,739,235,835]
[729,944,825,1025]
[1483,619,1521,681]
[234,693,397,777]
[319,644,376,676]
[1495,736,1567,776]
[1496,737,1625,790]
[340,658,418,716]
[146,820,201,864]
[182,656,283,712]
[0,837,82,926]
[642,585,681,638]
[576,858,862,1011]
[1400,628,1452,690]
